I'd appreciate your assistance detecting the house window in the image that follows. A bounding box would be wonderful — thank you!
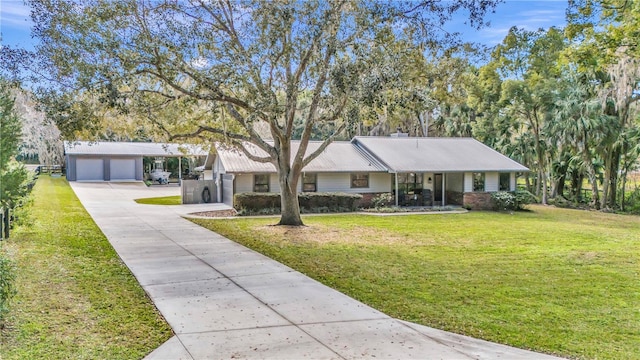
[351,173,369,188]
[254,174,270,192]
[473,172,485,192]
[499,173,510,191]
[302,173,317,192]
[394,173,423,195]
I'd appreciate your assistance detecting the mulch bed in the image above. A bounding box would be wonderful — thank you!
[189,209,237,217]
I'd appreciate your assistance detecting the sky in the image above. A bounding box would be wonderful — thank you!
[0,0,568,52]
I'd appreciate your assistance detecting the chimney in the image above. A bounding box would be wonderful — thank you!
[390,127,409,138]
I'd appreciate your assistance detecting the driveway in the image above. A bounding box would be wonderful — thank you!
[70,182,564,360]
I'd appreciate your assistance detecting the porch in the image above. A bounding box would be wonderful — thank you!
[391,172,464,207]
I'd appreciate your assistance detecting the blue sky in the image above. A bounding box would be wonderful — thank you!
[1,0,567,51]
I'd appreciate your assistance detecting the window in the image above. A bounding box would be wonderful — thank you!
[351,173,369,188]
[393,173,423,195]
[472,172,485,192]
[499,173,510,191]
[254,174,270,192]
[302,173,317,192]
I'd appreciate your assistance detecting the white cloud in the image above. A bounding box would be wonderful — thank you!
[0,1,34,28]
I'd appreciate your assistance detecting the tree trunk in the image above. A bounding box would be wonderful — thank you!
[277,162,303,226]
[278,184,303,226]
[608,148,621,209]
[535,144,547,204]
[600,149,613,210]
[555,173,566,199]
[2,208,9,239]
[620,170,627,211]
[580,144,599,209]
[575,174,584,203]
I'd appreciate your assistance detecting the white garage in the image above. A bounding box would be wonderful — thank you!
[109,158,136,181]
[75,158,104,181]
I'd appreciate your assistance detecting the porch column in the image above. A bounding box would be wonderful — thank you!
[178,157,182,181]
[394,173,399,206]
[442,173,446,206]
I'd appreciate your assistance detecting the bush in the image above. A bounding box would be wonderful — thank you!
[491,190,537,211]
[234,192,362,215]
[515,189,538,209]
[623,187,640,214]
[0,247,17,327]
[371,193,394,209]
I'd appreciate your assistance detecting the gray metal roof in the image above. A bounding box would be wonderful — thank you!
[217,141,388,173]
[64,141,209,157]
[352,137,529,172]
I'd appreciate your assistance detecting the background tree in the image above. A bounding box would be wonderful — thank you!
[27,0,499,225]
[566,0,640,209]
[0,81,29,215]
[10,89,64,166]
[480,27,565,204]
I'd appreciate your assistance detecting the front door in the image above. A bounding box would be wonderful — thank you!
[434,173,443,205]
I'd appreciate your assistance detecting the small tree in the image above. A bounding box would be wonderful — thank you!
[1,80,29,215]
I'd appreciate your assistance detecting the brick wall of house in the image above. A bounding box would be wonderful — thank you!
[463,192,494,210]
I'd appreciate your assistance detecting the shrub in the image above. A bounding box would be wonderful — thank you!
[371,193,394,209]
[515,189,538,209]
[234,192,362,215]
[623,187,640,215]
[491,190,537,211]
[0,247,17,326]
[491,191,516,211]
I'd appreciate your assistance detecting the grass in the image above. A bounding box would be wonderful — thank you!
[0,176,172,359]
[134,195,181,205]
[190,206,640,360]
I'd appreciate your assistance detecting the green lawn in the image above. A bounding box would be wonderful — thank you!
[190,207,640,360]
[134,195,181,205]
[0,176,172,359]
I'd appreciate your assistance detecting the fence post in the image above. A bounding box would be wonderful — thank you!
[2,208,9,239]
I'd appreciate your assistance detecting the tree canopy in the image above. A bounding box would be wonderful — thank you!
[24,0,499,225]
[0,81,29,210]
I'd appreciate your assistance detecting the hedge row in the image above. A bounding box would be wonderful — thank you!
[234,192,363,213]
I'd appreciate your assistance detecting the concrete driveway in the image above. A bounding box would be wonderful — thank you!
[70,182,563,360]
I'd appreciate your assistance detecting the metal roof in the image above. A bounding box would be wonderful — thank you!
[64,141,209,157]
[352,137,529,172]
[217,141,388,173]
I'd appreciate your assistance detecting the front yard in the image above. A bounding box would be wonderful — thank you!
[190,207,640,360]
[0,177,172,359]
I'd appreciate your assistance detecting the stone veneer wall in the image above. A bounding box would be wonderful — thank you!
[463,192,494,210]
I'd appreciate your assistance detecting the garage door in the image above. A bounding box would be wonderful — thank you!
[76,158,104,181]
[110,159,136,181]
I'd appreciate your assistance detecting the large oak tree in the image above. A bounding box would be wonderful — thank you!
[26,0,497,225]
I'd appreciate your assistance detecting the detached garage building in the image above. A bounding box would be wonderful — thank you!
[64,141,207,182]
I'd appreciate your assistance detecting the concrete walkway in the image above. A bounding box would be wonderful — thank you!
[70,182,563,360]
